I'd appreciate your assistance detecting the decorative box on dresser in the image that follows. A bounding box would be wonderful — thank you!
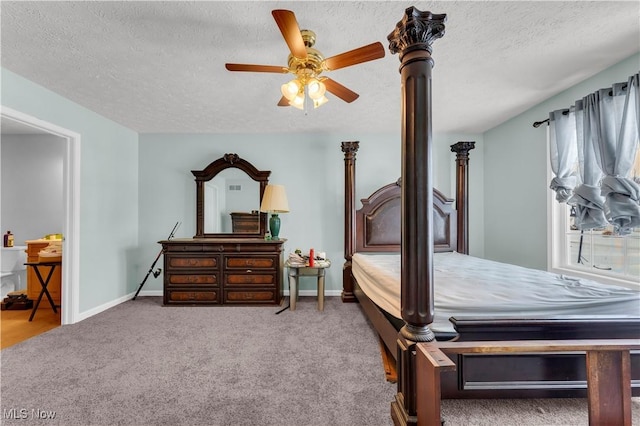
[230,212,260,233]
[161,238,285,306]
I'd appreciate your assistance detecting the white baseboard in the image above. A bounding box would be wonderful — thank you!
[74,288,342,322]
[134,289,343,297]
[134,290,163,297]
[76,293,135,322]
[285,289,342,297]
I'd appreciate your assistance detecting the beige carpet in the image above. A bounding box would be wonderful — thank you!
[442,397,640,425]
[1,296,638,425]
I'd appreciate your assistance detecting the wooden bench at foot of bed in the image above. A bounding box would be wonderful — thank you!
[416,339,640,426]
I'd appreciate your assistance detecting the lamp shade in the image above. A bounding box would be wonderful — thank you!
[260,184,289,213]
[281,79,302,101]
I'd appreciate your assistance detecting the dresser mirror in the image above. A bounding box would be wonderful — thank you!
[192,153,271,238]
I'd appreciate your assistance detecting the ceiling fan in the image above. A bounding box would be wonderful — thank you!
[225,9,385,109]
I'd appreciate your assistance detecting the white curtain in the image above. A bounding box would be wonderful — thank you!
[548,73,640,235]
[586,74,640,235]
[548,109,578,202]
[568,100,607,230]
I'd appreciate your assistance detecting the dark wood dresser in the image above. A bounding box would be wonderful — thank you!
[160,238,285,306]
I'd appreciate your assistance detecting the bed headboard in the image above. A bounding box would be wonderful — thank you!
[355,179,457,253]
[341,140,471,303]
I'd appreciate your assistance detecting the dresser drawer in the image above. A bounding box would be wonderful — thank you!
[225,256,276,270]
[167,273,218,286]
[168,256,218,269]
[225,273,275,286]
[166,290,219,303]
[224,290,276,304]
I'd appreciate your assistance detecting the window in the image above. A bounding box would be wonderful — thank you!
[549,144,640,289]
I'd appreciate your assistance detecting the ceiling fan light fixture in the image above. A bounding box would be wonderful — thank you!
[313,95,329,109]
[281,79,302,101]
[307,78,326,100]
[289,93,305,110]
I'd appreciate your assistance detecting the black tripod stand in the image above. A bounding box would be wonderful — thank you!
[133,222,180,300]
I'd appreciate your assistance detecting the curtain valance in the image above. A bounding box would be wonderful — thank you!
[548,72,640,236]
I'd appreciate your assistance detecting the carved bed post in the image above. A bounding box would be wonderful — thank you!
[450,141,475,255]
[342,141,359,302]
[388,7,446,426]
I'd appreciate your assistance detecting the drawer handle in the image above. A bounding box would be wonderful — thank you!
[246,269,252,273]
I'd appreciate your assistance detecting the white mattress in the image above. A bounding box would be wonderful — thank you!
[352,251,640,334]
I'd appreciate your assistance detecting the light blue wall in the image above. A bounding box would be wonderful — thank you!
[1,68,139,312]
[483,53,640,270]
[4,49,634,313]
[138,131,483,294]
[1,134,65,242]
[1,65,483,310]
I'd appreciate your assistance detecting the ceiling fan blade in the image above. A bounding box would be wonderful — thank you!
[324,42,385,71]
[272,9,307,59]
[322,78,359,103]
[225,63,288,73]
[277,96,290,107]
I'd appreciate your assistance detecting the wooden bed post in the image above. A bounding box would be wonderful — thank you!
[388,7,446,426]
[450,141,475,255]
[342,141,359,303]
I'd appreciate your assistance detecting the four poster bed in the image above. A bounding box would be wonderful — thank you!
[341,140,640,402]
[342,7,640,424]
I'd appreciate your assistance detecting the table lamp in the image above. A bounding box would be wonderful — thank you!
[260,184,289,240]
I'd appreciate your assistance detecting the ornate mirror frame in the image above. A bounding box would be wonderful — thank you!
[192,153,271,238]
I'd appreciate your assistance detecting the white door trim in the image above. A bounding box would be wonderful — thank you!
[1,106,80,325]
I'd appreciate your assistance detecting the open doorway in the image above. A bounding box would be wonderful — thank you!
[1,107,80,341]
[1,119,64,346]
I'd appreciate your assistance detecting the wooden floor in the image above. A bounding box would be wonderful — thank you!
[1,300,61,349]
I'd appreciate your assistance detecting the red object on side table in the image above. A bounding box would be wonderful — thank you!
[309,249,315,267]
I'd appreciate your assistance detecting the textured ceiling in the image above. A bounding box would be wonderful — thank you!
[1,1,639,135]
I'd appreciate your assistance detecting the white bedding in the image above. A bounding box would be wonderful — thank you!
[352,251,640,334]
